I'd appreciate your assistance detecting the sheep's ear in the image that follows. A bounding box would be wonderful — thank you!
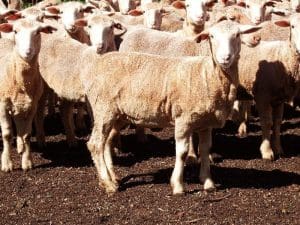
[5,12,22,21]
[194,31,209,43]
[83,5,95,13]
[172,1,185,10]
[238,25,262,34]
[216,15,227,23]
[205,0,217,8]
[114,23,127,36]
[0,9,18,18]
[221,0,228,5]
[128,9,143,16]
[38,25,57,34]
[274,20,290,27]
[0,23,13,33]
[264,1,276,7]
[75,18,88,27]
[46,6,60,14]
[237,1,246,8]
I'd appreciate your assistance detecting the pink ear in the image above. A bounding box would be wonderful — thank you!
[172,1,186,10]
[74,19,88,27]
[46,6,60,15]
[274,20,290,27]
[128,9,143,16]
[5,12,22,21]
[194,32,209,43]
[0,23,13,33]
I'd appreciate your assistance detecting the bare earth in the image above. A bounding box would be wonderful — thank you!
[0,107,299,225]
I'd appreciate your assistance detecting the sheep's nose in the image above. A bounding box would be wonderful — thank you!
[223,54,231,61]
[96,44,105,54]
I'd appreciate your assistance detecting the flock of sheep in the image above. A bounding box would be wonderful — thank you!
[0,0,299,195]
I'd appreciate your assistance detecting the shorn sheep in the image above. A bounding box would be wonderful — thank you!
[77,20,260,194]
[0,19,56,172]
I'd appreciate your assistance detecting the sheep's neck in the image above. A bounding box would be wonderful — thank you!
[183,19,205,37]
[9,50,40,97]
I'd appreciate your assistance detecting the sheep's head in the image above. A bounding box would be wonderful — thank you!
[118,0,137,14]
[195,20,261,69]
[172,0,216,26]
[238,0,280,25]
[275,14,300,56]
[46,2,94,33]
[0,19,56,62]
[75,14,124,54]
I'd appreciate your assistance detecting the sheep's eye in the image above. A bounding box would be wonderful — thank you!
[88,25,91,28]
[292,25,295,29]
[13,30,17,34]
[210,34,214,38]
[246,5,250,8]
[185,4,189,7]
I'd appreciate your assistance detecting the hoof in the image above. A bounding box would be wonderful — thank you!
[22,159,33,171]
[203,179,216,192]
[100,180,119,194]
[171,181,184,195]
[185,155,199,166]
[1,160,13,172]
[261,151,274,161]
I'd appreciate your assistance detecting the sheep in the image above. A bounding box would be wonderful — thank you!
[86,0,116,12]
[0,19,56,172]
[235,14,300,160]
[73,20,261,194]
[34,13,126,148]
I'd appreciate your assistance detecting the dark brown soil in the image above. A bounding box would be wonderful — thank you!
[0,107,299,225]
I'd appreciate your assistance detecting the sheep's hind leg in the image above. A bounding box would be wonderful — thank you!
[60,100,77,148]
[0,103,13,172]
[271,103,284,158]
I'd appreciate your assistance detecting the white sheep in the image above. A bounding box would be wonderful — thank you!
[75,20,260,194]
[0,19,56,172]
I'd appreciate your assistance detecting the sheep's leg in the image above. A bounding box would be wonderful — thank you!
[47,89,56,116]
[237,101,251,138]
[185,134,198,165]
[170,121,190,195]
[87,120,117,193]
[34,89,47,148]
[198,128,215,191]
[60,100,77,148]
[271,103,284,157]
[257,103,274,161]
[0,103,13,172]
[135,127,148,143]
[14,114,35,171]
[104,127,121,185]
[75,103,87,133]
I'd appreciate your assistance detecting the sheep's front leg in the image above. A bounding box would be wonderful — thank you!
[198,128,215,191]
[271,103,284,157]
[185,134,198,165]
[135,127,148,143]
[257,103,274,160]
[75,103,87,133]
[87,120,117,193]
[60,100,77,148]
[14,114,35,171]
[170,122,190,195]
[0,103,13,172]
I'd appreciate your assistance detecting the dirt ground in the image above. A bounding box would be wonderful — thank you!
[0,107,299,225]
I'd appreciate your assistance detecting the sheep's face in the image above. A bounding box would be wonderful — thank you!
[144,8,162,30]
[291,0,300,13]
[47,2,94,33]
[118,0,136,14]
[241,0,276,25]
[0,20,56,62]
[195,20,261,69]
[185,0,214,26]
[75,15,120,54]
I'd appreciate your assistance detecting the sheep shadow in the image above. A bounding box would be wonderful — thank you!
[119,164,300,192]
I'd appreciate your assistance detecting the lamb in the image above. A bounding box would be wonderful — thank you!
[72,20,260,194]
[0,19,56,172]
